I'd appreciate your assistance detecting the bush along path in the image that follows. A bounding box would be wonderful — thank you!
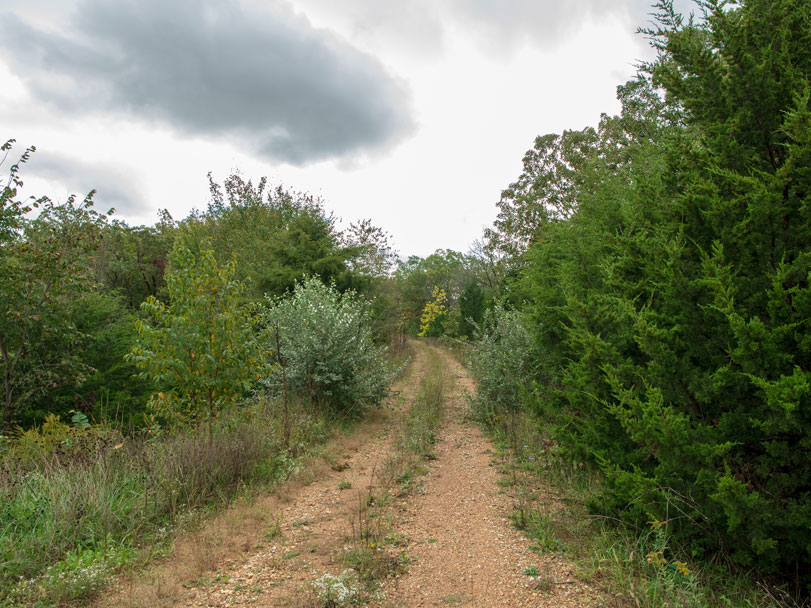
[90,342,596,607]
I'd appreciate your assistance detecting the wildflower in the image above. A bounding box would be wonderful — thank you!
[646,550,666,566]
[673,560,690,576]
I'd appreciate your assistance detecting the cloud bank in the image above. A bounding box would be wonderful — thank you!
[0,0,415,165]
[299,0,653,57]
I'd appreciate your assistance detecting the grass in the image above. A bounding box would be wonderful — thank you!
[383,347,450,492]
[0,341,415,607]
[481,408,809,608]
[0,396,332,607]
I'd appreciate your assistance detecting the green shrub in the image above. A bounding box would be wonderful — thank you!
[128,247,262,433]
[258,277,392,415]
[494,0,811,586]
[469,304,536,417]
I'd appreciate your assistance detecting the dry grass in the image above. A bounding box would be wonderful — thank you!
[91,349,418,608]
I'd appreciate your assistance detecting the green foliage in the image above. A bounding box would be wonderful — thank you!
[479,0,811,587]
[0,141,110,430]
[128,247,261,431]
[258,277,391,415]
[393,249,482,334]
[341,218,397,280]
[469,305,536,417]
[483,127,598,264]
[458,280,485,338]
[28,292,152,428]
[96,215,175,309]
[179,173,361,300]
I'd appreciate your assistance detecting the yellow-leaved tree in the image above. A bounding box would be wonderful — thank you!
[418,286,447,337]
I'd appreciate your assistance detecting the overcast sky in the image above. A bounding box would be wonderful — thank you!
[1,0,692,257]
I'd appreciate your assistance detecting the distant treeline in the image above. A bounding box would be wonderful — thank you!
[0,156,497,431]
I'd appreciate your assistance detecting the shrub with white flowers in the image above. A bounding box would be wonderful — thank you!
[311,570,362,606]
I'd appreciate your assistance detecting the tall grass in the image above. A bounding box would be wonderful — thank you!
[0,398,330,607]
[484,409,808,608]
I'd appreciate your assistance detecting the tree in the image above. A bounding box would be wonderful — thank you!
[340,218,397,279]
[1,140,109,429]
[127,247,261,437]
[258,278,390,415]
[418,286,448,337]
[483,127,598,264]
[393,249,476,334]
[458,280,485,338]
[95,214,175,309]
[503,0,811,580]
[179,173,358,301]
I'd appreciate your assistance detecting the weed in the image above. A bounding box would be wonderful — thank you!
[338,480,352,490]
[311,570,364,607]
[524,566,540,576]
[384,532,408,547]
[265,517,284,540]
[0,395,336,606]
[477,407,807,608]
[383,348,450,495]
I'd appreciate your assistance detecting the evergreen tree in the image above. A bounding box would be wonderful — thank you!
[458,280,485,338]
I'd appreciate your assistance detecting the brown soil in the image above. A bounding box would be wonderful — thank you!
[93,342,595,608]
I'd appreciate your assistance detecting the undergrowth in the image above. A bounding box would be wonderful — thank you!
[0,397,331,607]
[481,408,809,608]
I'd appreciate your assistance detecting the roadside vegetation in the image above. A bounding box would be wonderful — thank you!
[0,166,400,605]
[2,0,810,605]
[457,1,811,604]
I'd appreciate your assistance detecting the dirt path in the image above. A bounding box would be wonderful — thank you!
[96,342,595,607]
[373,347,592,607]
[94,346,427,608]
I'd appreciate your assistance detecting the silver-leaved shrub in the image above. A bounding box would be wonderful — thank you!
[470,304,536,417]
[258,278,392,415]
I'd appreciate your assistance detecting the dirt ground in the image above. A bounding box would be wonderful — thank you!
[93,342,595,608]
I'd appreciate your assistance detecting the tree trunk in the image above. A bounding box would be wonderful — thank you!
[275,322,290,450]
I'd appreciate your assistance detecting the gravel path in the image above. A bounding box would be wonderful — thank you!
[373,347,593,607]
[175,346,428,608]
[94,342,596,607]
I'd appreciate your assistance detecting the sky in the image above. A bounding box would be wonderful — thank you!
[0,0,693,258]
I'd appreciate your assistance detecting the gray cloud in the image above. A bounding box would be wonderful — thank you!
[300,0,699,59]
[448,0,636,53]
[447,0,705,54]
[27,152,148,216]
[0,0,415,165]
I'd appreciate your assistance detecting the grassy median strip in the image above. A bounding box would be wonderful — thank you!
[315,346,450,607]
